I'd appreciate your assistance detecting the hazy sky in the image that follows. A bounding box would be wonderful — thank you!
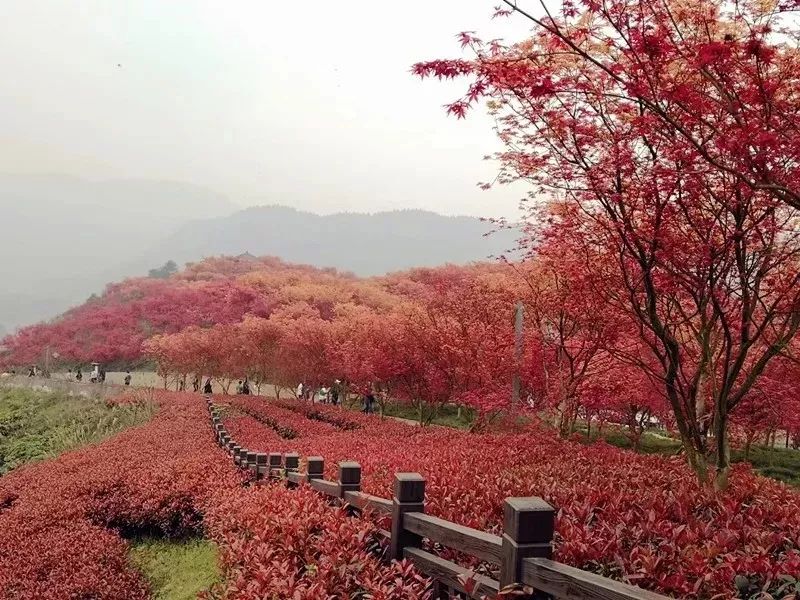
[0,1,534,219]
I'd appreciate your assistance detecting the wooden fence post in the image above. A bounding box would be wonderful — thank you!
[284,453,299,472]
[246,451,257,474]
[338,462,361,497]
[390,473,425,561]
[306,456,324,483]
[338,462,361,514]
[500,497,554,588]
[255,453,267,479]
[268,453,282,479]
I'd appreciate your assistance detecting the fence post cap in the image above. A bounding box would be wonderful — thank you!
[503,497,555,544]
[338,461,361,484]
[394,472,425,503]
[307,457,324,475]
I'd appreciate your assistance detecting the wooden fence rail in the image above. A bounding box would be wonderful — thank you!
[207,397,667,600]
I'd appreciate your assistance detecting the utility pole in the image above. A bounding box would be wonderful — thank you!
[511,301,524,408]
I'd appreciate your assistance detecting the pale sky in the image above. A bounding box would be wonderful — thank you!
[0,1,534,219]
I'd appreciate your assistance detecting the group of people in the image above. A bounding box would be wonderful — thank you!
[9,364,133,386]
[294,380,379,413]
[191,376,378,413]
[69,366,132,386]
[295,380,343,405]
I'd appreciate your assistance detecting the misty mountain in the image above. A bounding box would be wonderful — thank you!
[0,178,518,333]
[0,174,235,331]
[130,206,519,277]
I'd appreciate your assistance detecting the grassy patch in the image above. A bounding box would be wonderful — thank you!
[0,386,155,474]
[579,424,800,487]
[341,396,475,429]
[578,425,683,455]
[382,401,475,429]
[129,537,221,600]
[733,446,800,487]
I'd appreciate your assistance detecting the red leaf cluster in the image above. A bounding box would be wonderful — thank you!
[0,392,426,599]
[221,396,800,598]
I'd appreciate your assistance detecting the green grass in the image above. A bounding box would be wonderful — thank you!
[0,386,155,474]
[129,537,221,600]
[340,396,475,429]
[578,424,800,487]
[733,445,800,487]
[381,401,476,429]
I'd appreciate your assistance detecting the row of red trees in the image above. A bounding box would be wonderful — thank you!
[138,257,800,472]
[413,0,800,491]
[2,245,798,488]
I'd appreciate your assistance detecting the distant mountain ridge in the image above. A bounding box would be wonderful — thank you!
[0,174,236,331]
[131,205,518,277]
[0,174,518,331]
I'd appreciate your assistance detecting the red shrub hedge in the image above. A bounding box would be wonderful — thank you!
[0,392,427,599]
[204,482,428,600]
[221,397,800,599]
[2,390,799,599]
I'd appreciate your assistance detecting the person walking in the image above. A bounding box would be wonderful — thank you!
[75,368,83,382]
[124,371,132,386]
[363,389,375,414]
[192,375,200,393]
[242,378,251,395]
[331,380,341,406]
[203,378,213,394]
[296,382,304,399]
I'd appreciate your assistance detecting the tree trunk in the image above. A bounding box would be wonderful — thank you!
[684,441,710,487]
[713,413,731,492]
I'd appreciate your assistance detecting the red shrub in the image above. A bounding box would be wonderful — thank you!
[0,392,427,599]
[222,398,800,599]
[204,482,428,599]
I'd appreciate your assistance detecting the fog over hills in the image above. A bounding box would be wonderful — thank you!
[0,177,518,332]
[131,205,517,277]
[0,174,235,332]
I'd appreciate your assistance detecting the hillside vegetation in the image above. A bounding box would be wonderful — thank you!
[0,386,154,474]
[3,255,799,492]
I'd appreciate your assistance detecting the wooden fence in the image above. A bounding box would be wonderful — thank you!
[207,397,668,600]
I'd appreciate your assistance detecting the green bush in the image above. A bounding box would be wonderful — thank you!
[0,386,155,474]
